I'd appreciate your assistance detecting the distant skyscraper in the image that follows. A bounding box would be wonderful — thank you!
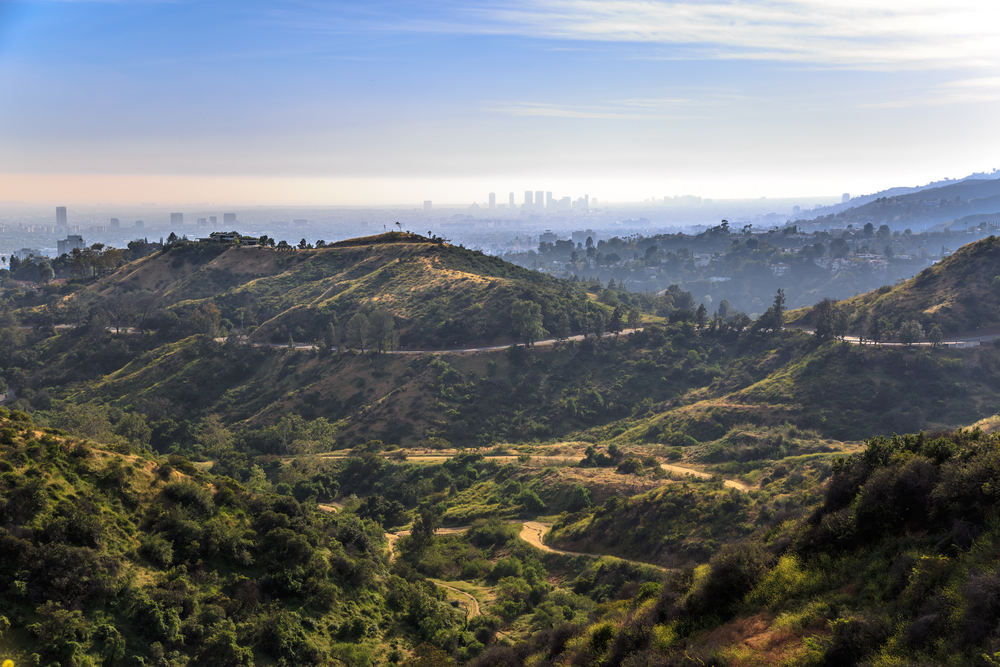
[424,200,432,211]
[546,192,553,208]
[509,193,515,208]
[170,212,184,226]
[56,206,67,225]
[489,193,496,209]
[223,213,236,224]
[535,190,544,210]
[110,218,120,228]
[135,220,144,229]
[524,191,533,206]
[210,216,217,225]
[842,193,850,203]
[57,234,85,256]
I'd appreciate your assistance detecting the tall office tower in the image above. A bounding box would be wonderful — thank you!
[842,193,850,203]
[423,200,432,211]
[509,193,515,208]
[535,190,544,210]
[135,221,144,229]
[170,212,184,226]
[524,191,533,206]
[56,207,67,225]
[546,192,554,208]
[209,216,217,225]
[110,218,120,228]
[489,193,496,209]
[584,195,589,209]
[223,213,236,224]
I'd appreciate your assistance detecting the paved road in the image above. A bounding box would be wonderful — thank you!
[226,328,644,355]
[790,325,998,349]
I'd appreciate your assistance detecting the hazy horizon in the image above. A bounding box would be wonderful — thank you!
[2,1,998,205]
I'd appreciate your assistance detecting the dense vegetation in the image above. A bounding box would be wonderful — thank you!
[3,232,1000,665]
[469,428,1000,667]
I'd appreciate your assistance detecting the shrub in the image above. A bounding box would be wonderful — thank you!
[163,481,215,516]
[139,534,174,568]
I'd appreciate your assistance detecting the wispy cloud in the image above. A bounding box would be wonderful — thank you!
[861,77,1000,108]
[271,0,1000,71]
[485,95,720,119]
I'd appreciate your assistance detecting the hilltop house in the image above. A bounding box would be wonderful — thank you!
[197,232,259,246]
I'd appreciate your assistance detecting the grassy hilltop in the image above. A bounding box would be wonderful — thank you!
[95,232,597,349]
[790,234,1000,335]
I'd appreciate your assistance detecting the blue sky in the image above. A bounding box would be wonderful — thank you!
[1,0,999,205]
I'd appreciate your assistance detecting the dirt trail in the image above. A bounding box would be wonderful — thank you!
[432,580,481,619]
[317,502,343,513]
[660,464,750,492]
[520,521,675,573]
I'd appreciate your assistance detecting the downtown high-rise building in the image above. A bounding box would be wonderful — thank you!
[509,193,515,208]
[210,216,217,225]
[423,201,432,211]
[535,190,544,210]
[223,213,237,224]
[110,218,120,228]
[524,191,533,206]
[56,206,67,225]
[489,193,496,209]
[170,212,184,226]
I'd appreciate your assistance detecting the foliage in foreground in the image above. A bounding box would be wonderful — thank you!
[0,409,469,667]
[473,428,1000,667]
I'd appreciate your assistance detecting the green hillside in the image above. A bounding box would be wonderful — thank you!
[93,232,599,349]
[790,234,1000,336]
[0,408,474,667]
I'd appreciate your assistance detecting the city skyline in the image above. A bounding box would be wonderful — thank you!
[0,1,998,205]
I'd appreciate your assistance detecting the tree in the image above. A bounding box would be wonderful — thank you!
[368,308,395,354]
[102,293,137,334]
[609,305,624,336]
[928,324,944,348]
[114,412,152,452]
[717,299,732,321]
[772,289,786,330]
[695,303,709,330]
[553,312,571,341]
[511,300,545,347]
[627,308,641,330]
[869,316,892,345]
[197,414,233,457]
[37,262,54,284]
[346,313,370,352]
[898,320,924,346]
[166,232,178,245]
[323,322,336,349]
[189,303,222,336]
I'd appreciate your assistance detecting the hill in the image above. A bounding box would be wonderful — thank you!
[93,232,598,349]
[816,176,1000,232]
[790,234,1000,336]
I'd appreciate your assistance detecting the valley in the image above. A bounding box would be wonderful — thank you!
[1,232,1000,666]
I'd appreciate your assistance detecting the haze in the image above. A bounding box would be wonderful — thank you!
[1,0,999,206]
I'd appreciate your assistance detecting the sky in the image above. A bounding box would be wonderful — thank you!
[1,0,999,206]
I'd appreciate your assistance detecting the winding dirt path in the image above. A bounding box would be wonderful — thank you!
[519,521,600,558]
[660,463,750,491]
[432,580,482,619]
